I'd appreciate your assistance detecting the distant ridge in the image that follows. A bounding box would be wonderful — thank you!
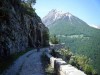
[42,9,73,27]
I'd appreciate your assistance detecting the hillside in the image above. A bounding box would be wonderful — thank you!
[42,9,100,74]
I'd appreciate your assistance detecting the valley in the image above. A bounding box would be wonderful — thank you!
[42,9,100,74]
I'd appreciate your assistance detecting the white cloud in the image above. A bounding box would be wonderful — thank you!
[89,24,100,29]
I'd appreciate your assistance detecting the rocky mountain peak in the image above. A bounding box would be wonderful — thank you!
[42,9,73,26]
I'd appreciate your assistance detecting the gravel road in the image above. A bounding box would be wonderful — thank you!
[1,49,45,75]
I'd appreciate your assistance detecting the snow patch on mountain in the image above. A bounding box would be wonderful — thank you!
[65,12,72,19]
[53,10,63,21]
[42,9,73,26]
[65,12,72,23]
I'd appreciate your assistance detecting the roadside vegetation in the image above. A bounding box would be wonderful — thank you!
[50,48,98,75]
[50,35,60,44]
[49,34,98,75]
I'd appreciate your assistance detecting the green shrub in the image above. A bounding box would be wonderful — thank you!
[75,55,90,67]
[84,64,93,75]
[69,56,77,67]
[69,55,97,75]
[57,48,73,61]
[43,30,49,47]
[20,2,35,16]
[50,35,59,44]
[92,69,98,75]
[52,48,98,75]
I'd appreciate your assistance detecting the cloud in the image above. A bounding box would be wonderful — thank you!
[89,24,100,29]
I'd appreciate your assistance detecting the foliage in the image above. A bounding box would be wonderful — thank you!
[58,36,100,74]
[26,0,36,7]
[52,48,98,75]
[0,0,36,17]
[69,55,98,75]
[84,64,93,75]
[56,48,73,61]
[49,17,100,74]
[20,2,35,15]
[50,35,59,44]
[43,29,49,47]
[21,0,36,7]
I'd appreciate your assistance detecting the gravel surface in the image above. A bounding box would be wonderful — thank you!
[1,49,45,75]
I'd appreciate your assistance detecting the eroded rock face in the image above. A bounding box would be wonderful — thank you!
[0,0,49,56]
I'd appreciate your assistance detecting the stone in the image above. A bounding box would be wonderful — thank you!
[60,64,86,75]
[54,58,65,75]
[50,57,56,68]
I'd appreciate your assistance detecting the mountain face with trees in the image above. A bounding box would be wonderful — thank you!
[42,9,100,74]
[0,0,49,57]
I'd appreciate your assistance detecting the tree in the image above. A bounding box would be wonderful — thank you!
[50,35,59,44]
[22,0,36,7]
[43,29,49,47]
[27,0,36,7]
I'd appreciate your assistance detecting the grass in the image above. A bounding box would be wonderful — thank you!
[0,47,33,74]
[41,52,55,75]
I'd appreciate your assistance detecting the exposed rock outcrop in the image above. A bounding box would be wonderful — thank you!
[0,0,49,56]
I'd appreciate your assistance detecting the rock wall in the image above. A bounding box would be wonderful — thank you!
[0,0,49,56]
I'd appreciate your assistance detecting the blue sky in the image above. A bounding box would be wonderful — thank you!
[34,0,100,26]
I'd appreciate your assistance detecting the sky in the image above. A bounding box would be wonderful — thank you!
[34,0,100,26]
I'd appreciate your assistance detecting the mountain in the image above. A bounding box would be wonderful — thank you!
[43,9,100,36]
[42,9,100,74]
[42,9,73,27]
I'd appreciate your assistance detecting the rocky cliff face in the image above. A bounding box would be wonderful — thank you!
[0,0,49,56]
